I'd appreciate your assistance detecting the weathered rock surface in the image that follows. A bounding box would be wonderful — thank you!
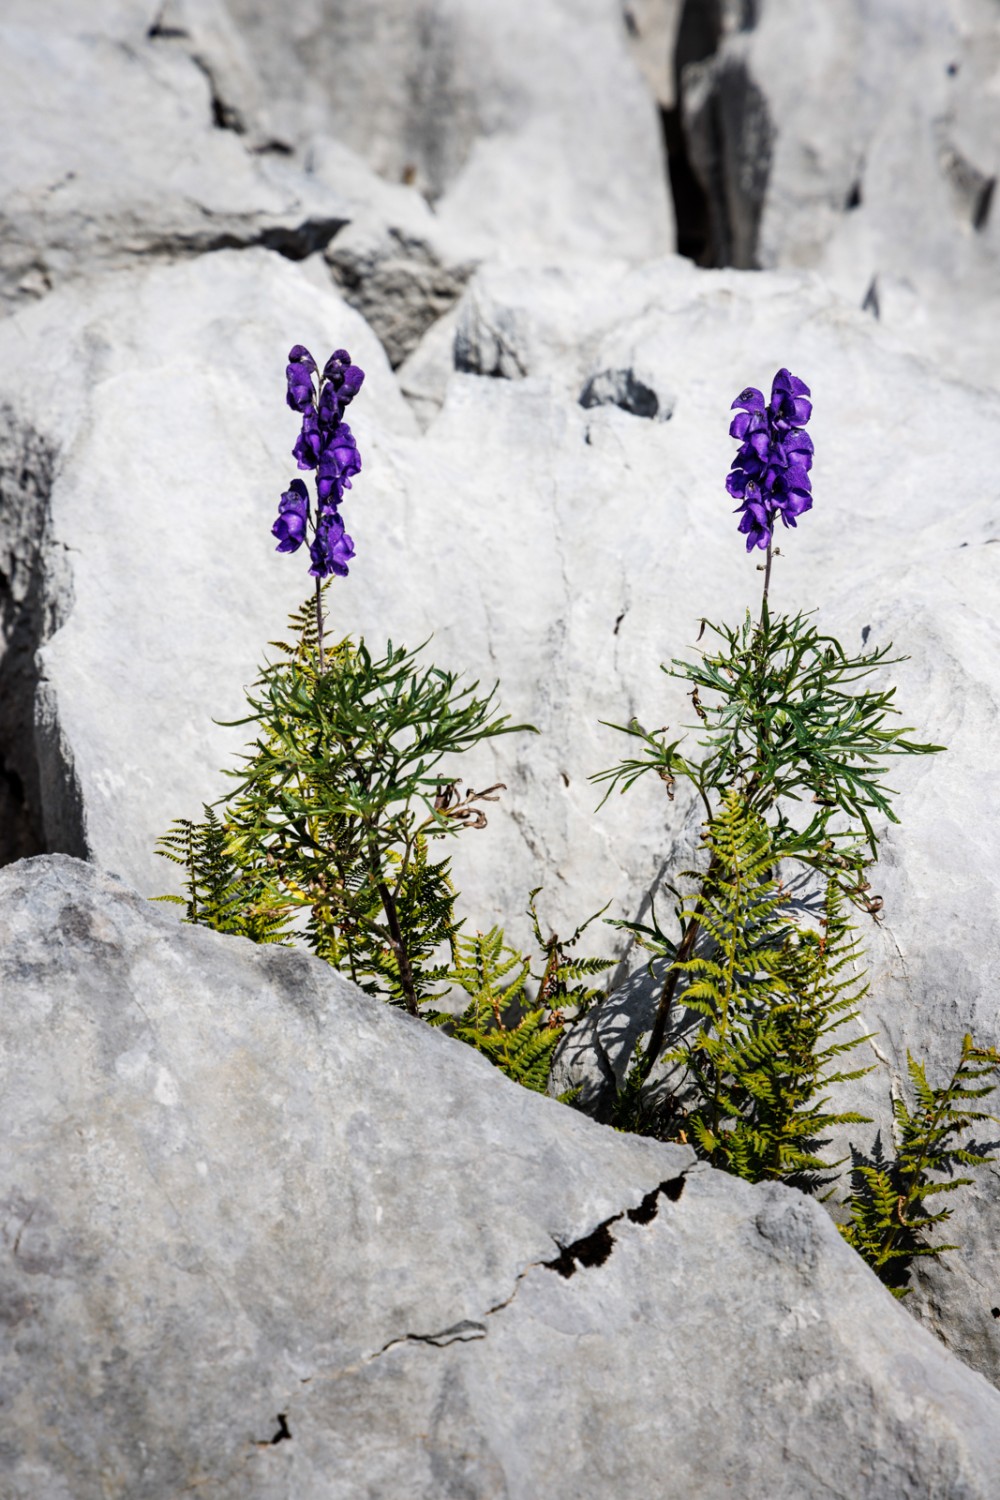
[225,0,674,261]
[0,248,416,879]
[0,1,343,307]
[679,0,1000,389]
[3,242,1000,1385]
[3,853,1000,1498]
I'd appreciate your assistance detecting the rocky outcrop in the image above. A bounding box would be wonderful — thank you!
[675,0,1000,388]
[2,0,1000,1460]
[3,854,1000,1498]
[224,0,675,261]
[2,238,999,1383]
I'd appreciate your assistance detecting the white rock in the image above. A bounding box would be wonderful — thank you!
[0,1,356,308]
[224,0,675,261]
[3,852,1000,1497]
[679,0,1000,388]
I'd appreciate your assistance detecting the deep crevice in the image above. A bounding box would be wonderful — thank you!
[546,1223,616,1278]
[643,0,771,268]
[661,103,712,264]
[0,409,84,867]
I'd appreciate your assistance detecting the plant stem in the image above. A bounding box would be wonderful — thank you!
[637,853,719,1087]
[377,874,420,1015]
[315,576,326,674]
[362,817,419,1015]
[759,537,773,628]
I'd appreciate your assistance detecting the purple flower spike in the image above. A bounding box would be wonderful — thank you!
[275,345,365,580]
[727,368,812,552]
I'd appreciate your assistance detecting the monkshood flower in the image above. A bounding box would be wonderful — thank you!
[273,479,309,553]
[727,369,813,551]
[272,344,365,580]
[310,509,355,579]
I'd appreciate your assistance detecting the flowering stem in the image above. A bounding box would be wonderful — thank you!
[759,538,773,627]
[315,575,326,674]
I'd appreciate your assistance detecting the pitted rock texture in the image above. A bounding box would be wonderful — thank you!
[3,854,1000,1498]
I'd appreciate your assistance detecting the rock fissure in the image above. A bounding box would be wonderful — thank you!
[365,1173,689,1369]
[284,1170,692,1417]
[0,408,82,867]
[545,1174,686,1278]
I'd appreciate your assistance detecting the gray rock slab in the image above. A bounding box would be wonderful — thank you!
[679,0,1000,390]
[0,1,359,308]
[224,0,674,262]
[3,853,1000,1498]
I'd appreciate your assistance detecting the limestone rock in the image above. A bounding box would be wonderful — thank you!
[3,853,1000,1497]
[677,0,1000,389]
[0,249,417,884]
[0,0,353,309]
[224,0,674,261]
[324,205,481,369]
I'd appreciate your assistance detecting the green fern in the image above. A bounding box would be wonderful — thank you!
[424,926,560,1093]
[840,1035,1000,1294]
[424,900,614,1095]
[617,792,872,1184]
[154,805,293,944]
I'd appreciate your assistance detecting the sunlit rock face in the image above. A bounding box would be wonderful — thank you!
[2,3,1000,1486]
[4,854,1000,1499]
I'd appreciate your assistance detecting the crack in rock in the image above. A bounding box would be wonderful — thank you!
[379,1319,488,1354]
[544,1175,685,1278]
[366,1172,690,1363]
[239,1169,693,1483]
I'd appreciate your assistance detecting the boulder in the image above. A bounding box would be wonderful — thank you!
[3,853,1000,1497]
[677,0,1000,389]
[324,203,482,368]
[0,0,439,314]
[224,0,674,261]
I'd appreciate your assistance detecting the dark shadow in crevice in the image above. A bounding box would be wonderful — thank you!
[974,177,995,233]
[0,409,82,866]
[661,103,712,264]
[546,1223,616,1278]
[656,0,771,268]
[545,1176,686,1279]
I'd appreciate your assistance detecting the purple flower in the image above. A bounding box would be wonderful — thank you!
[293,407,323,470]
[316,423,361,504]
[272,479,309,553]
[309,509,355,579]
[323,350,365,407]
[727,368,812,551]
[286,346,317,413]
[275,345,365,577]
